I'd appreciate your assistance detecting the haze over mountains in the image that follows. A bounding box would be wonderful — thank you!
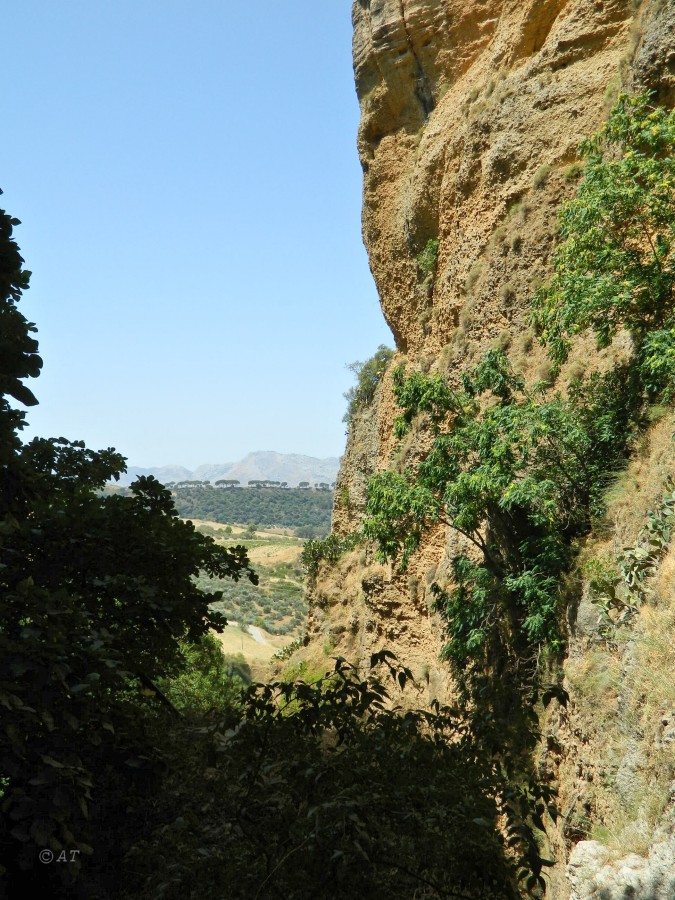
[116,451,341,488]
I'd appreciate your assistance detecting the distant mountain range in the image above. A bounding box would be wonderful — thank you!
[115,451,341,489]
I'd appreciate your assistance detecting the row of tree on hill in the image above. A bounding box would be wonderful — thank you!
[167,479,335,490]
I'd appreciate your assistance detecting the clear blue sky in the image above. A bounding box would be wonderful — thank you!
[3,2,393,469]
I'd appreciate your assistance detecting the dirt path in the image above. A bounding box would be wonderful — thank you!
[213,623,287,663]
[247,625,269,645]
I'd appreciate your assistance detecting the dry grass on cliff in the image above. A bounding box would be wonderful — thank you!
[565,591,675,857]
[565,413,675,858]
[586,567,675,857]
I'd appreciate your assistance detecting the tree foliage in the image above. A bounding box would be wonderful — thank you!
[158,634,251,716]
[343,344,394,426]
[364,352,636,667]
[532,92,675,381]
[0,201,256,893]
[123,653,551,899]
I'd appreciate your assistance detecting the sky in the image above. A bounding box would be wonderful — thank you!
[2,2,393,469]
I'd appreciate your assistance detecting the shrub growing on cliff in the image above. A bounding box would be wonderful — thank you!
[343,344,394,426]
[532,92,675,392]
[300,531,360,578]
[364,352,636,667]
[417,237,439,284]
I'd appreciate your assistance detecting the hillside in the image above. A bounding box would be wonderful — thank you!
[191,522,308,674]
[173,485,334,534]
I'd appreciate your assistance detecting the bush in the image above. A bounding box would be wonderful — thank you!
[300,532,360,578]
[532,92,675,374]
[122,654,547,899]
[416,237,439,282]
[159,635,250,715]
[343,345,394,426]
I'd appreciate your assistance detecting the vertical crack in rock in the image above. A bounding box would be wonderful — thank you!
[397,0,435,118]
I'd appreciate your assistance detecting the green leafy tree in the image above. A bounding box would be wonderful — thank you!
[532,92,675,392]
[0,201,257,892]
[343,344,394,426]
[158,634,250,715]
[123,653,552,899]
[364,352,635,666]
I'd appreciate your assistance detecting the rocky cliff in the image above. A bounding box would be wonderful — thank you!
[298,1,675,896]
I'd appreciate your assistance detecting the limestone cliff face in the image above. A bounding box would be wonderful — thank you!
[354,0,663,359]
[302,1,675,896]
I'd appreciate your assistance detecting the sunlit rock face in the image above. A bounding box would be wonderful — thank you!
[304,3,675,896]
[352,0,643,355]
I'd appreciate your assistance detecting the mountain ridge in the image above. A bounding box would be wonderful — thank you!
[116,451,341,488]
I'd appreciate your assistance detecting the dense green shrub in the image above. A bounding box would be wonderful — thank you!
[158,634,251,715]
[532,92,675,382]
[417,237,439,283]
[300,531,360,577]
[364,352,637,668]
[122,654,551,899]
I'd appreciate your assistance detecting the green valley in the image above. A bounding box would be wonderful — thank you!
[193,521,307,639]
[173,484,333,535]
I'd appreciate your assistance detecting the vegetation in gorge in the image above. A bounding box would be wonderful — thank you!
[157,634,252,715]
[365,354,637,667]
[123,653,550,900]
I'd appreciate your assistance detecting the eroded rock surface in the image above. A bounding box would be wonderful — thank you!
[568,837,675,899]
